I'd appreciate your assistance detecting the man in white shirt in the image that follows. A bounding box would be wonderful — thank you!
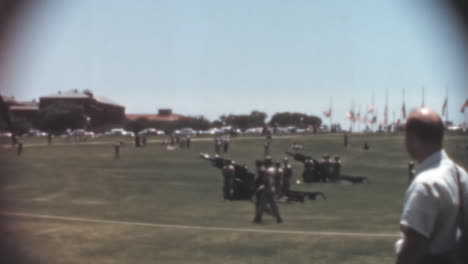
[396,107,468,264]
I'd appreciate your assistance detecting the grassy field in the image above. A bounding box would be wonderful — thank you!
[0,133,467,264]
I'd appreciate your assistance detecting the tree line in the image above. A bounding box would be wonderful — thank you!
[0,101,322,135]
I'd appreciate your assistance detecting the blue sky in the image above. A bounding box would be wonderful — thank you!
[3,0,468,126]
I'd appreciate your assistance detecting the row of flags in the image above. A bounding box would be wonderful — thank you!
[322,98,468,124]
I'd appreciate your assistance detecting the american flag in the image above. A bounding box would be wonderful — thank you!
[460,99,468,113]
[442,98,447,116]
[323,108,332,118]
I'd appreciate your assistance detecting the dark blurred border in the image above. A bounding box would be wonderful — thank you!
[0,0,467,263]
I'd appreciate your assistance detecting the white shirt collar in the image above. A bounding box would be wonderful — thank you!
[415,149,447,175]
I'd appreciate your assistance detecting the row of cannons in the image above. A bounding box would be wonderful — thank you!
[200,151,370,203]
[200,153,344,203]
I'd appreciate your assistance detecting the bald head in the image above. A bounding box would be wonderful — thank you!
[406,108,444,145]
[405,108,444,161]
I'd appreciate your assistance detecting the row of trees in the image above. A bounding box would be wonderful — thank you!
[126,111,322,133]
[1,102,322,135]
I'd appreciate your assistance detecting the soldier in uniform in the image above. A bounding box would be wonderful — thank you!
[282,158,293,195]
[135,134,141,147]
[274,162,283,197]
[363,141,369,150]
[186,136,191,149]
[253,160,282,224]
[214,136,221,154]
[114,142,120,159]
[330,155,341,182]
[222,160,235,200]
[16,139,23,156]
[223,135,230,153]
[264,140,271,156]
[302,159,316,183]
[318,154,332,182]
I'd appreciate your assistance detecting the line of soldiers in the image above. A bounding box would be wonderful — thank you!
[214,135,230,154]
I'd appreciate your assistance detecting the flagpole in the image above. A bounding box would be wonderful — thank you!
[446,86,449,123]
[422,86,425,107]
[330,97,333,130]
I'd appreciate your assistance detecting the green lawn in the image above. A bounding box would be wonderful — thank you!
[0,133,467,264]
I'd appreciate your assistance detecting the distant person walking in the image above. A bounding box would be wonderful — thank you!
[395,108,468,264]
[114,142,120,159]
[223,135,230,153]
[264,140,271,156]
[16,139,23,156]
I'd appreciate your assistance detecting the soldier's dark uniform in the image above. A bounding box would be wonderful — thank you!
[222,161,235,200]
[318,155,332,182]
[330,155,341,181]
[223,136,230,153]
[114,142,120,159]
[264,140,270,156]
[253,161,282,224]
[214,137,221,154]
[302,159,316,183]
[17,140,23,156]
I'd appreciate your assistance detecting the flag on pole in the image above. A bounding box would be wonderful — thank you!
[323,108,332,118]
[461,99,468,113]
[442,98,448,116]
[369,116,377,124]
[346,111,355,121]
[401,103,406,120]
[368,104,374,113]
[383,105,388,125]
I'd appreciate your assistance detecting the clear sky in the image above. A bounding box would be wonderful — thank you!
[3,0,468,127]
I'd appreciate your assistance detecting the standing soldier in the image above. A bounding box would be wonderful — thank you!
[114,142,121,159]
[47,133,53,145]
[16,139,23,156]
[303,159,316,183]
[282,158,293,195]
[186,135,191,149]
[214,136,221,154]
[274,162,283,197]
[135,134,141,147]
[142,135,147,146]
[318,154,332,182]
[223,135,230,153]
[330,155,341,181]
[264,140,271,157]
[222,160,235,200]
[253,160,283,224]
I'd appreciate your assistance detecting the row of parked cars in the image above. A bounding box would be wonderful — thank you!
[0,125,316,139]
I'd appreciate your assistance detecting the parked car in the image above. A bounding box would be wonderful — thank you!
[0,132,12,137]
[23,129,48,137]
[104,128,134,137]
[175,128,197,135]
[244,127,263,134]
